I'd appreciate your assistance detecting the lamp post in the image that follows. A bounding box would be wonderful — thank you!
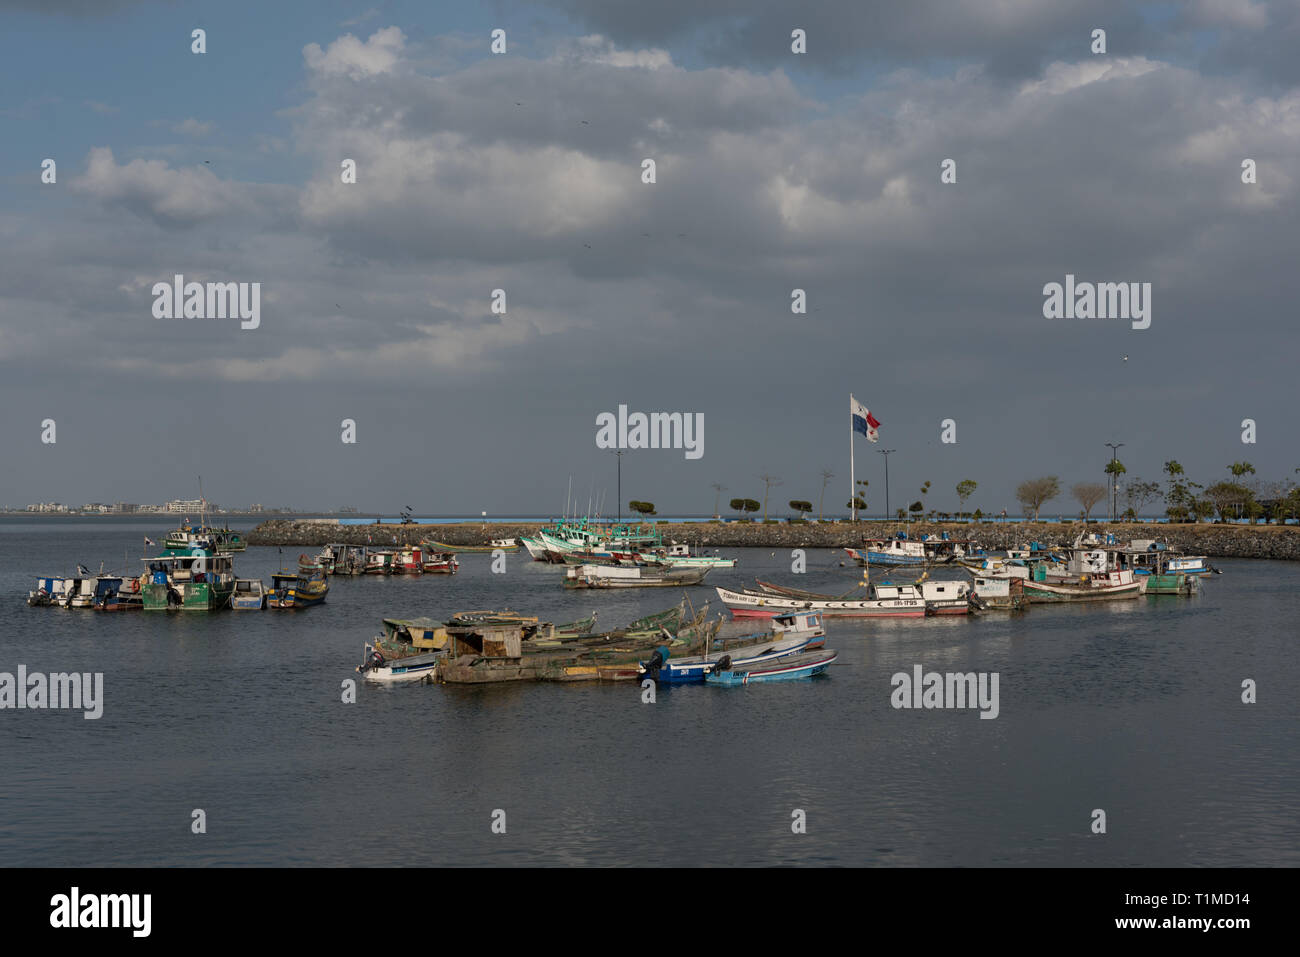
[610,450,624,523]
[879,449,895,521]
[1105,442,1124,522]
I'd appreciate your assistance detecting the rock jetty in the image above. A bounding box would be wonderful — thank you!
[245,519,1300,560]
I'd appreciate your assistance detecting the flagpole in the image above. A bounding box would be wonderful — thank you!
[849,396,856,522]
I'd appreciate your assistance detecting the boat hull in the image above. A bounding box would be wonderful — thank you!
[707,650,838,685]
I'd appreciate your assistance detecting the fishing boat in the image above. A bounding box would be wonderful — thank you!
[357,647,444,684]
[564,564,711,588]
[364,551,396,575]
[706,649,838,686]
[968,576,1026,611]
[1020,569,1147,603]
[421,538,512,554]
[91,575,143,611]
[421,551,459,574]
[721,570,968,616]
[717,584,924,618]
[28,576,74,607]
[140,547,236,611]
[643,611,825,684]
[230,579,267,610]
[312,544,368,575]
[267,567,329,609]
[847,532,972,567]
[369,618,451,659]
[556,611,598,637]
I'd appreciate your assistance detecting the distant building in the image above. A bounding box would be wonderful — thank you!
[167,499,205,513]
[248,504,265,513]
[113,503,139,513]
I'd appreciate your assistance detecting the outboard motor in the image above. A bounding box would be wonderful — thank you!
[714,655,733,673]
[641,646,670,682]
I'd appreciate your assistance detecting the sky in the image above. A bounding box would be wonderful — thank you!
[1,0,1297,516]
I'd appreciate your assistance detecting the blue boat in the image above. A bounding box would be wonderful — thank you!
[647,633,814,684]
[706,649,838,686]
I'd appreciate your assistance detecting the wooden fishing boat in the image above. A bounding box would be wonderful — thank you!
[644,623,820,684]
[706,649,838,686]
[27,576,75,607]
[364,551,395,575]
[357,647,444,684]
[230,579,267,610]
[314,544,368,575]
[847,533,971,567]
[267,568,329,609]
[141,548,236,611]
[91,575,143,611]
[1021,569,1146,603]
[556,611,597,637]
[564,564,710,589]
[420,539,499,554]
[421,552,459,574]
[968,576,1026,611]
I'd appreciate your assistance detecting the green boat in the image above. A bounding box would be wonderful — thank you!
[141,547,236,611]
[162,521,245,552]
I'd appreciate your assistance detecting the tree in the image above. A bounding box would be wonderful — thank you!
[895,508,907,521]
[1225,463,1256,520]
[847,478,869,520]
[758,473,783,523]
[628,500,656,517]
[710,482,726,519]
[956,479,977,517]
[908,500,923,521]
[1072,482,1107,520]
[818,468,834,522]
[1163,460,1200,522]
[919,480,931,511]
[1104,458,1127,520]
[1016,476,1060,521]
[729,498,745,520]
[788,500,813,518]
[1205,482,1251,523]
[1123,478,1161,520]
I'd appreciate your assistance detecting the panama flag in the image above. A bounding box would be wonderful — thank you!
[851,395,880,442]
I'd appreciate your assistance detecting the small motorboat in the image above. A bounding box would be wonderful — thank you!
[706,649,838,686]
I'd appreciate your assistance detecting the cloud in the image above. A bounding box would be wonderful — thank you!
[302,25,406,80]
[171,117,214,138]
[72,147,257,227]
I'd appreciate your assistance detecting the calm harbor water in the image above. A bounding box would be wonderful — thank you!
[2,521,1297,867]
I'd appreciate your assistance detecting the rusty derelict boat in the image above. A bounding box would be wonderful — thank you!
[355,599,719,684]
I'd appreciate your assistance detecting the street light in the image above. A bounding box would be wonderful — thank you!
[1105,442,1125,522]
[879,449,896,521]
[608,449,624,523]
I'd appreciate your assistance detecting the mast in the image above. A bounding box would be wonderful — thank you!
[849,399,856,522]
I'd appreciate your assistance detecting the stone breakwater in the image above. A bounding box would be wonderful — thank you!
[245,520,1300,560]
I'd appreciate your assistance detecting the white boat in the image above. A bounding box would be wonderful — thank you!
[356,644,442,684]
[230,579,266,610]
[564,564,710,588]
[717,585,926,619]
[969,576,1026,611]
[28,576,74,607]
[1021,569,1147,602]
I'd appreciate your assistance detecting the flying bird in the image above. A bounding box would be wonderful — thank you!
[580,119,589,125]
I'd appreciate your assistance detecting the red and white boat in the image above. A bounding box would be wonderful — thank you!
[421,552,459,574]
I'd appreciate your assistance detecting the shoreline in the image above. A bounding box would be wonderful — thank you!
[246,519,1300,560]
